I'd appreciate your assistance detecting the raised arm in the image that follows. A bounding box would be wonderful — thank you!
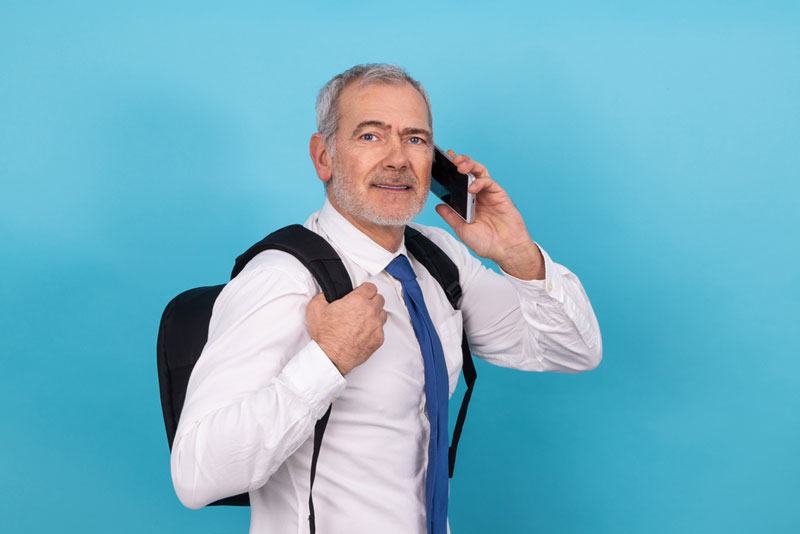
[431,150,602,372]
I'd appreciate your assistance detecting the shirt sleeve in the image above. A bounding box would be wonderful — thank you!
[418,226,602,373]
[170,251,347,509]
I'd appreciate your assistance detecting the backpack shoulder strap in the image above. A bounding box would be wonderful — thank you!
[403,226,477,479]
[231,224,353,302]
[404,226,462,308]
[232,224,349,532]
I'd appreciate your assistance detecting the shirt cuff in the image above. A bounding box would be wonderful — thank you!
[276,340,348,420]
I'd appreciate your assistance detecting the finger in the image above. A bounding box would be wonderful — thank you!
[374,293,385,309]
[448,150,473,170]
[450,153,468,166]
[469,176,498,194]
[379,309,388,325]
[354,282,378,298]
[307,292,327,307]
[446,150,488,177]
[457,157,489,179]
[435,203,467,233]
[305,292,326,318]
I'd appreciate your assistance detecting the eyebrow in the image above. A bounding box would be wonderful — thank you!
[352,120,432,139]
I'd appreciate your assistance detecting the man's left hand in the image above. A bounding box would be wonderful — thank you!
[435,150,545,281]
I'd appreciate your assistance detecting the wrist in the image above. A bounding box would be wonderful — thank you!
[317,341,349,376]
[496,241,545,280]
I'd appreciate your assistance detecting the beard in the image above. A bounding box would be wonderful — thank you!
[330,160,429,227]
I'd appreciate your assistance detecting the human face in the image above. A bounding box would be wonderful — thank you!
[327,82,434,234]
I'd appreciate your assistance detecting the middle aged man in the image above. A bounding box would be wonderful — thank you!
[171,63,602,534]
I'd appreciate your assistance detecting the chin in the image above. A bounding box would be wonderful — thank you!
[362,210,419,227]
[331,179,427,228]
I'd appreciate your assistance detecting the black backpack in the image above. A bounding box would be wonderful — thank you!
[157,224,477,529]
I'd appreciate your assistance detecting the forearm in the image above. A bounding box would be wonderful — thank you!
[463,243,602,372]
[505,253,602,372]
[431,151,600,369]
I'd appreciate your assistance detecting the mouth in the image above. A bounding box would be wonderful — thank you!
[373,184,411,191]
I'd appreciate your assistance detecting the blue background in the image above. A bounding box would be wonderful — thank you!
[2,1,798,532]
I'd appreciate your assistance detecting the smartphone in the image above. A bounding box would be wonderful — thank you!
[430,146,476,223]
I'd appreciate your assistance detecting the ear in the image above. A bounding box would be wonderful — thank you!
[309,133,333,183]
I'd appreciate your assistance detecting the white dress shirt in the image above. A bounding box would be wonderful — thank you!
[171,199,602,533]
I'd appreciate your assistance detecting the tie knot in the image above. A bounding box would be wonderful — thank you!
[385,254,417,282]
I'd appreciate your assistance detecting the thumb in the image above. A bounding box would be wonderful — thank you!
[435,203,466,235]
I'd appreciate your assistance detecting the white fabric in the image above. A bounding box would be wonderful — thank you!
[171,199,602,533]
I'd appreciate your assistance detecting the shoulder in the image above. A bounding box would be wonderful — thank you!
[244,248,317,288]
[213,249,319,318]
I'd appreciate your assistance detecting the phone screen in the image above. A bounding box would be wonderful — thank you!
[430,147,474,222]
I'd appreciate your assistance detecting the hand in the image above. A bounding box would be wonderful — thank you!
[305,282,388,375]
[435,150,545,280]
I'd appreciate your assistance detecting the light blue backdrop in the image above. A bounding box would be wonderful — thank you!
[2,1,798,533]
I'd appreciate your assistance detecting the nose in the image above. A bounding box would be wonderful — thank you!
[382,136,409,171]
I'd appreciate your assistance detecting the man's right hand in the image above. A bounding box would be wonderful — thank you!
[305,282,387,375]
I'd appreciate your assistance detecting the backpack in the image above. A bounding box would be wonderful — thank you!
[156,224,477,529]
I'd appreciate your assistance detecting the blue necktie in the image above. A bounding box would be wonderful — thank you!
[385,254,449,534]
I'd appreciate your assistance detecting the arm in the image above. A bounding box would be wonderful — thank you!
[170,253,346,509]
[433,151,602,372]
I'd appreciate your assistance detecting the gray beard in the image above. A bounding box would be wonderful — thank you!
[330,164,429,227]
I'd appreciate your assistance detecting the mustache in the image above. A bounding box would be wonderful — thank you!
[368,170,418,187]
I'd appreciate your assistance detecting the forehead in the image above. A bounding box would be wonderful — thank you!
[337,82,430,130]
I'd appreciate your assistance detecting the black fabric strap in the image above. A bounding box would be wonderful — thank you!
[231,225,352,531]
[404,227,462,308]
[308,406,332,534]
[223,225,474,529]
[231,224,353,303]
[449,336,476,478]
[404,227,477,478]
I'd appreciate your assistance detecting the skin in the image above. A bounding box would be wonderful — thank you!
[307,81,545,375]
[310,82,434,251]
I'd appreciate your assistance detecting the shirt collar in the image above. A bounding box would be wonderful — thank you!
[315,198,408,277]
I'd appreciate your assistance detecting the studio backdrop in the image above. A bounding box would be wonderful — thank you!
[1,2,798,533]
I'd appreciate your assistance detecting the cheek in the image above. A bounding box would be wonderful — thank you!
[412,155,433,182]
[335,155,367,182]
[348,151,381,175]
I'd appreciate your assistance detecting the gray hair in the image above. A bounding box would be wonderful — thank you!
[315,63,433,156]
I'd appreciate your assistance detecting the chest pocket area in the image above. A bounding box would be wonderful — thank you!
[435,310,464,397]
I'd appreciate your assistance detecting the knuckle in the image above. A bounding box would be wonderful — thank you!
[361,282,377,293]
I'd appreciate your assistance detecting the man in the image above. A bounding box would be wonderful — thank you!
[171,64,602,533]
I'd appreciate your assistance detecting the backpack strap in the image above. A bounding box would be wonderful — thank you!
[404,226,477,479]
[232,224,353,302]
[225,225,474,522]
[232,224,350,533]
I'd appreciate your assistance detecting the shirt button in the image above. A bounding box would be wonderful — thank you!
[547,282,553,292]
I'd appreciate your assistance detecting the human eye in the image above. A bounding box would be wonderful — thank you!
[360,133,377,141]
[408,136,426,145]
